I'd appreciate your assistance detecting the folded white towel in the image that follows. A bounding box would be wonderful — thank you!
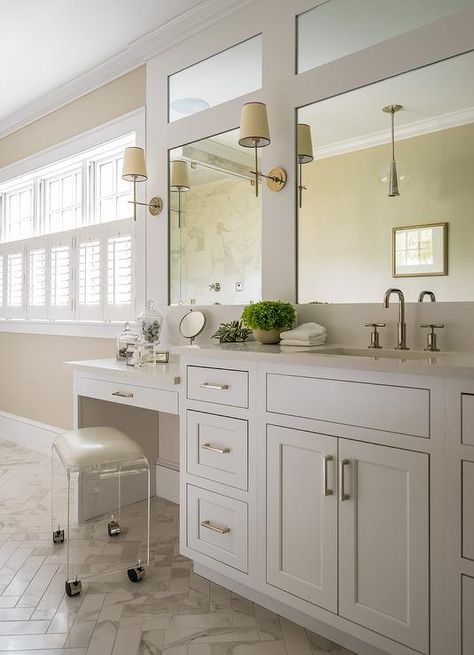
[280,322,327,340]
[280,336,327,347]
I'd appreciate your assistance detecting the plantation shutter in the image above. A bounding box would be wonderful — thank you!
[77,225,103,321]
[6,247,25,318]
[49,232,74,320]
[0,255,4,315]
[27,237,48,319]
[105,218,135,321]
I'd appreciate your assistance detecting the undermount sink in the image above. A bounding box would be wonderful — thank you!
[295,347,436,360]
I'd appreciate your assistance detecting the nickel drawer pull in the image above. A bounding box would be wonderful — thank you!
[339,458,351,501]
[322,455,333,497]
[112,390,134,398]
[200,520,230,534]
[199,383,229,391]
[201,443,230,454]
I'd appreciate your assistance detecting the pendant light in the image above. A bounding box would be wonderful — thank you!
[382,104,403,197]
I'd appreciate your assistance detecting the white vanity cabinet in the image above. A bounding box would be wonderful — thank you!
[179,351,448,655]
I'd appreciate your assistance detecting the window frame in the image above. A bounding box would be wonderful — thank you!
[0,109,145,337]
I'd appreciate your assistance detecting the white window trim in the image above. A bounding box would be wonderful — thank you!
[0,108,146,338]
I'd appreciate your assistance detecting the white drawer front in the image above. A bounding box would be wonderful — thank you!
[187,411,248,490]
[77,377,178,414]
[187,485,248,572]
[187,366,248,408]
[462,394,474,445]
[267,374,429,438]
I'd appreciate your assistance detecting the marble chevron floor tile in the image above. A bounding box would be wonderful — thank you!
[0,439,357,655]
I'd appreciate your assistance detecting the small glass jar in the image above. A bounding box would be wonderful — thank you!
[115,322,139,361]
[138,301,163,347]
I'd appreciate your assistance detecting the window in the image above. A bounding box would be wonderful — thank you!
[0,131,138,323]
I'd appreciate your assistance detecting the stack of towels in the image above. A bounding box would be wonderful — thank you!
[280,322,327,347]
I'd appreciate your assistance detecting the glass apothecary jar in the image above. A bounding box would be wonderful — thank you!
[138,301,163,345]
[115,322,139,361]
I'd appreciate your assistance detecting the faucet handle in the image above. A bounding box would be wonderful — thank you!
[420,324,444,352]
[365,323,385,349]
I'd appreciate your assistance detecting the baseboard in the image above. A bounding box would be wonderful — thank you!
[0,410,62,456]
[156,463,179,504]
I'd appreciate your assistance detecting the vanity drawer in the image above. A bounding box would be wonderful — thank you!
[267,374,430,438]
[187,366,248,408]
[462,394,474,445]
[77,377,178,414]
[187,485,248,572]
[187,411,248,490]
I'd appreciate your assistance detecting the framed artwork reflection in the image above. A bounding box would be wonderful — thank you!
[393,222,448,278]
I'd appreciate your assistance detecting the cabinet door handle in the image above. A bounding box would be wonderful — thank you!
[199,383,229,391]
[112,390,134,398]
[200,519,230,534]
[322,455,333,497]
[201,443,230,454]
[339,458,351,501]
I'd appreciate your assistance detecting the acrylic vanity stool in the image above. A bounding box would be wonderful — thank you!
[51,426,151,597]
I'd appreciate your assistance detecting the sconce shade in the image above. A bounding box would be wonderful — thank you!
[238,102,270,148]
[170,160,190,191]
[297,123,314,163]
[122,147,148,182]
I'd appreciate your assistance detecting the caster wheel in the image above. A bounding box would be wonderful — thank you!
[107,518,121,537]
[65,579,82,597]
[127,566,145,583]
[53,529,64,544]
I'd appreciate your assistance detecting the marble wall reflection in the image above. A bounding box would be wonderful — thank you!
[170,171,261,306]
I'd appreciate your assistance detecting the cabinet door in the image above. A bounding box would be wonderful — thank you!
[267,425,337,612]
[339,440,429,653]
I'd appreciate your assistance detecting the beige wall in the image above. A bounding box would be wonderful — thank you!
[0,67,145,429]
[298,122,474,303]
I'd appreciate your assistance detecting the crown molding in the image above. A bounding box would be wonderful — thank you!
[316,106,474,159]
[0,0,253,140]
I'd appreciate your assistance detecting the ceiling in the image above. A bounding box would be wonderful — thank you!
[298,51,474,156]
[0,0,219,126]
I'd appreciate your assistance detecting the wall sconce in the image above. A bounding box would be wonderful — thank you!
[238,102,287,197]
[121,147,163,221]
[297,123,314,209]
[170,160,190,228]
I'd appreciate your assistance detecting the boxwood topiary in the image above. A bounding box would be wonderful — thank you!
[241,301,296,331]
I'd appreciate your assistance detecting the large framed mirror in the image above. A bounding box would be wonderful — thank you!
[296,50,474,303]
[169,129,262,305]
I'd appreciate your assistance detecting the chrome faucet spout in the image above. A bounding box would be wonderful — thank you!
[383,288,409,350]
[418,290,436,302]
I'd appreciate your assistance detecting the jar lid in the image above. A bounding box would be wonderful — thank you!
[115,322,139,342]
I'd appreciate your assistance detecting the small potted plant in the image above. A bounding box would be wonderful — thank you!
[241,301,296,344]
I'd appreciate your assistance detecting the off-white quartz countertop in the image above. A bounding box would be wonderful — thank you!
[173,342,474,379]
[66,357,181,387]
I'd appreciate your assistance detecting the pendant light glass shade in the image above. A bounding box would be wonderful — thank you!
[238,102,270,148]
[122,147,148,182]
[297,123,314,163]
[170,160,190,191]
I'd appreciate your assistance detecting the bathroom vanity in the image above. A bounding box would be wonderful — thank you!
[178,343,474,655]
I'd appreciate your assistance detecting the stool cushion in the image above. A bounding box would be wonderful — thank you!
[54,427,144,470]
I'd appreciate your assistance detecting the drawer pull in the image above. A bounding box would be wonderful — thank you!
[199,383,229,391]
[201,443,230,454]
[322,455,333,497]
[339,458,351,501]
[111,390,134,398]
[201,519,230,534]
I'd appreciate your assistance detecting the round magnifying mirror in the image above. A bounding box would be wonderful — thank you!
[179,310,206,345]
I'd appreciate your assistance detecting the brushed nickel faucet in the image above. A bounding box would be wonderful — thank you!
[418,290,436,302]
[383,288,409,350]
